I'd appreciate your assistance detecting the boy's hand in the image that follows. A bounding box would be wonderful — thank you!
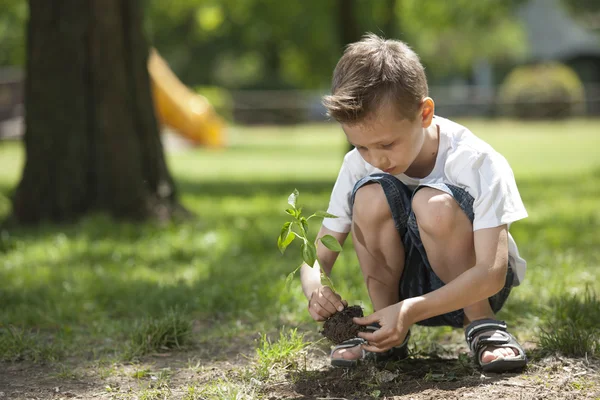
[353,302,411,352]
[308,286,348,322]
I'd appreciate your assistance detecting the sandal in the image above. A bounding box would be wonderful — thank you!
[465,319,527,373]
[330,324,410,368]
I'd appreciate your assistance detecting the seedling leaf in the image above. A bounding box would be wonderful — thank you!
[301,241,317,267]
[277,222,294,254]
[319,235,343,252]
[300,217,309,235]
[288,189,299,208]
[313,211,338,219]
[285,271,295,289]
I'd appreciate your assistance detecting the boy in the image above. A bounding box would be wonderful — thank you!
[300,34,528,372]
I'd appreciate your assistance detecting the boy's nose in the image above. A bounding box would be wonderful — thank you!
[374,156,389,170]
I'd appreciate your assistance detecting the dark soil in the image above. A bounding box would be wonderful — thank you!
[321,305,368,344]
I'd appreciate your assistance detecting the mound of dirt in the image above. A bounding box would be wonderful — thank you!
[321,305,367,344]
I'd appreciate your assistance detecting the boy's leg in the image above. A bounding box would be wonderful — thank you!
[332,177,410,362]
[352,183,405,311]
[411,186,519,363]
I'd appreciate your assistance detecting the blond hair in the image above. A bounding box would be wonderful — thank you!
[322,33,428,123]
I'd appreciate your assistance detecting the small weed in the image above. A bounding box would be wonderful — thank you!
[53,363,82,380]
[132,368,152,379]
[538,288,600,357]
[0,326,61,362]
[186,357,203,373]
[150,368,173,388]
[125,308,192,360]
[96,358,119,379]
[183,385,201,400]
[138,387,171,400]
[196,378,254,400]
[571,378,594,391]
[253,327,310,381]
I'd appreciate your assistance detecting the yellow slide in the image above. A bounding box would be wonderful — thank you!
[148,49,225,147]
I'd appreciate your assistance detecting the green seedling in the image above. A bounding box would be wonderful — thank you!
[277,189,343,289]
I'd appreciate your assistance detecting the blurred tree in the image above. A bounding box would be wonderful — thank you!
[11,0,183,225]
[561,0,600,28]
[0,0,27,66]
[339,0,361,49]
[563,0,600,14]
[398,0,527,79]
[0,1,533,101]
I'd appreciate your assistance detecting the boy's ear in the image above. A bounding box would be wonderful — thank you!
[420,97,435,128]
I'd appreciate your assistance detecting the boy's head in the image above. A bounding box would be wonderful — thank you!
[322,33,428,124]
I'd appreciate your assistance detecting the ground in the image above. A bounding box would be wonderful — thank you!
[1,120,600,399]
[0,329,599,399]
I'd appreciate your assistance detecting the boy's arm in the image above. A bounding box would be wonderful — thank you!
[356,225,509,351]
[300,226,349,321]
[300,225,349,299]
[405,224,509,323]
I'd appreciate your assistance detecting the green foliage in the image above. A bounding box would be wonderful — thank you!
[194,85,233,121]
[253,327,309,381]
[0,0,27,66]
[562,0,600,21]
[0,121,599,369]
[144,0,527,88]
[538,288,600,358]
[396,0,527,76]
[125,308,192,360]
[2,1,532,86]
[0,326,62,362]
[498,62,586,119]
[277,188,342,288]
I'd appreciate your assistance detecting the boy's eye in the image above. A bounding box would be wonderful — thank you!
[382,141,395,149]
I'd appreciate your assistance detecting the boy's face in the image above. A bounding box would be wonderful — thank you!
[342,101,433,175]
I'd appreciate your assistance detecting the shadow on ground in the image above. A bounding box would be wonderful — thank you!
[287,357,518,399]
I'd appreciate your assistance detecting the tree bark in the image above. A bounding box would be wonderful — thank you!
[11,0,183,224]
[338,0,361,51]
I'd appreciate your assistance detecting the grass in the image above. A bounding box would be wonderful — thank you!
[0,118,599,396]
[538,287,600,358]
[125,308,193,360]
[253,328,310,381]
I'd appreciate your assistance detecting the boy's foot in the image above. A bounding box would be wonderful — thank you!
[330,326,410,368]
[465,319,527,373]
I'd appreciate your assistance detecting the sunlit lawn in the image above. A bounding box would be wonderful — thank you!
[0,118,599,370]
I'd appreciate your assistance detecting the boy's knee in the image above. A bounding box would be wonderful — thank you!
[412,188,460,235]
[352,183,391,224]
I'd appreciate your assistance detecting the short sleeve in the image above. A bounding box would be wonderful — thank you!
[322,151,363,233]
[457,152,528,231]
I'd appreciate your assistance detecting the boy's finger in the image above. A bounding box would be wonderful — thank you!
[323,291,345,312]
[353,313,379,326]
[308,308,325,322]
[311,302,332,320]
[361,343,391,353]
[319,298,338,315]
[358,327,387,343]
[342,300,348,307]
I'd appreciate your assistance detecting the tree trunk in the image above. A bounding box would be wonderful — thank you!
[338,0,361,51]
[383,0,397,38]
[11,0,184,224]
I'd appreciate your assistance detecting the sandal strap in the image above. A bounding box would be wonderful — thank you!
[367,323,411,349]
[330,324,411,362]
[330,338,367,359]
[465,319,507,351]
[464,319,527,368]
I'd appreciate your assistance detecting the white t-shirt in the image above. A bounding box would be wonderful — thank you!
[323,116,528,286]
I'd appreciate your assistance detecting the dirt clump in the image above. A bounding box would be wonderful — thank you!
[321,305,367,344]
